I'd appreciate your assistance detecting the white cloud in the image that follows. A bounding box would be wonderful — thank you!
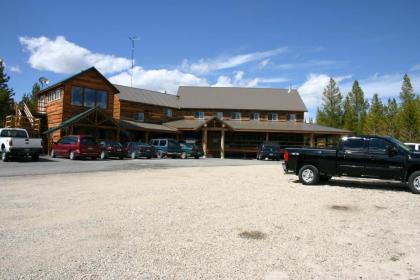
[183,47,288,74]
[411,63,420,72]
[259,59,270,68]
[341,73,420,99]
[211,71,288,88]
[298,73,352,109]
[19,36,131,74]
[108,66,208,94]
[10,65,21,73]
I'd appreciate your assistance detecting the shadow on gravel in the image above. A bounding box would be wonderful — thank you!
[293,179,409,193]
[2,157,57,163]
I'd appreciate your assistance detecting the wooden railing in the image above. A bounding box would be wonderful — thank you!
[4,103,41,136]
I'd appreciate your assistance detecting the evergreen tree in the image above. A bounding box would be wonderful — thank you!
[383,98,399,137]
[316,78,343,128]
[0,59,15,123]
[345,80,369,134]
[366,93,384,135]
[19,82,40,111]
[398,74,419,142]
[342,95,356,132]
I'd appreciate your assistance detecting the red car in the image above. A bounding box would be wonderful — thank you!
[51,135,101,160]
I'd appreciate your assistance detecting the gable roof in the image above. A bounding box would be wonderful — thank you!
[177,86,308,112]
[37,67,119,95]
[114,84,179,108]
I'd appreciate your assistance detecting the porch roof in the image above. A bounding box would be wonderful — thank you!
[120,119,178,133]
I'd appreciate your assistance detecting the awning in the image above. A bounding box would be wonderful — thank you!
[120,119,178,133]
[164,116,233,130]
[43,106,130,137]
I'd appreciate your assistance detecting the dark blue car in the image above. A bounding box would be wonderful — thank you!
[125,142,154,159]
[150,138,183,158]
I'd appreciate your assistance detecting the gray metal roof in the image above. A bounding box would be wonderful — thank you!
[120,119,178,133]
[177,86,308,111]
[164,118,350,134]
[114,84,179,108]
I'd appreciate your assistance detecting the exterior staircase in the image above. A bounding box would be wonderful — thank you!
[3,103,41,137]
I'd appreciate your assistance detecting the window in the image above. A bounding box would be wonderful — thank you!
[250,112,260,120]
[195,112,204,119]
[71,86,108,109]
[369,138,391,153]
[343,138,365,150]
[71,87,83,106]
[231,112,241,120]
[213,112,223,119]
[96,91,107,109]
[84,88,96,107]
[287,113,296,122]
[46,88,62,103]
[133,112,144,122]
[164,108,173,117]
[268,112,278,121]
[0,129,28,138]
[80,137,96,145]
[159,140,167,146]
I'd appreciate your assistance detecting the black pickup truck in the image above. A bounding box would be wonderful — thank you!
[283,136,420,194]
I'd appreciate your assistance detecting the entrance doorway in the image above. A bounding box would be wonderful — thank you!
[207,131,221,157]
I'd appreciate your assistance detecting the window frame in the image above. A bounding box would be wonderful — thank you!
[195,111,205,119]
[213,112,223,119]
[70,86,108,109]
[231,112,241,120]
[287,113,297,122]
[133,112,145,122]
[164,108,173,118]
[268,112,278,121]
[250,112,260,121]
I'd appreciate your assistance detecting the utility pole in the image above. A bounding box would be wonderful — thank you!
[128,36,140,87]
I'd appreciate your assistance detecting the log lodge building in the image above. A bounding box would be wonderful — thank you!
[32,67,349,158]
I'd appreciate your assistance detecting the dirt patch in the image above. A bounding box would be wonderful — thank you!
[374,205,388,210]
[239,230,267,240]
[330,205,353,211]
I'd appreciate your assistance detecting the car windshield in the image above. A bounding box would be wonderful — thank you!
[263,145,277,149]
[0,129,28,138]
[387,137,411,153]
[80,137,96,146]
[107,141,122,148]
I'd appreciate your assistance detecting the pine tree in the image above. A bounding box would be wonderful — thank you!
[398,74,419,142]
[19,82,40,111]
[316,78,343,128]
[345,80,369,134]
[0,59,15,123]
[383,98,399,137]
[366,93,384,135]
[342,95,356,132]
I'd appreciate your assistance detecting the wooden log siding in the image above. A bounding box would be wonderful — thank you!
[113,98,181,123]
[178,109,304,122]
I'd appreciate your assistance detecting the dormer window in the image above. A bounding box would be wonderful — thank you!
[195,112,204,119]
[231,112,241,120]
[287,113,296,122]
[250,112,260,120]
[268,112,278,121]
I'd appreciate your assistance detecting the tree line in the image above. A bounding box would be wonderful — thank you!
[316,74,420,142]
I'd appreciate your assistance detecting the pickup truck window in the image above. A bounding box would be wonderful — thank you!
[368,138,391,153]
[0,129,28,138]
[342,138,364,150]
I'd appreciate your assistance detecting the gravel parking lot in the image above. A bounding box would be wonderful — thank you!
[1,163,420,279]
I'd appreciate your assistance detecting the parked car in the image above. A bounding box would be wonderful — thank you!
[0,128,43,162]
[125,141,154,159]
[283,136,420,194]
[179,142,202,159]
[256,142,284,160]
[51,135,100,160]
[405,143,420,151]
[98,140,125,160]
[150,138,183,158]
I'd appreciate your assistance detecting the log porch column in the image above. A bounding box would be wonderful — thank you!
[220,125,225,159]
[309,133,315,147]
[202,125,208,158]
[145,131,149,143]
[265,132,269,142]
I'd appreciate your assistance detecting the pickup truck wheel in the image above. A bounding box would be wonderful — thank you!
[1,151,8,162]
[408,171,420,194]
[298,165,319,185]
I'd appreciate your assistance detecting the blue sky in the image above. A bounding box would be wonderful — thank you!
[2,0,420,118]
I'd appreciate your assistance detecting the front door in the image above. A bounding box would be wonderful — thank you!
[207,131,221,156]
[337,137,368,177]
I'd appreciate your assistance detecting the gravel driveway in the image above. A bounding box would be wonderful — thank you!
[1,165,420,279]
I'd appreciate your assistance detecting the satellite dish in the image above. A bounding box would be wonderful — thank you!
[38,77,50,88]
